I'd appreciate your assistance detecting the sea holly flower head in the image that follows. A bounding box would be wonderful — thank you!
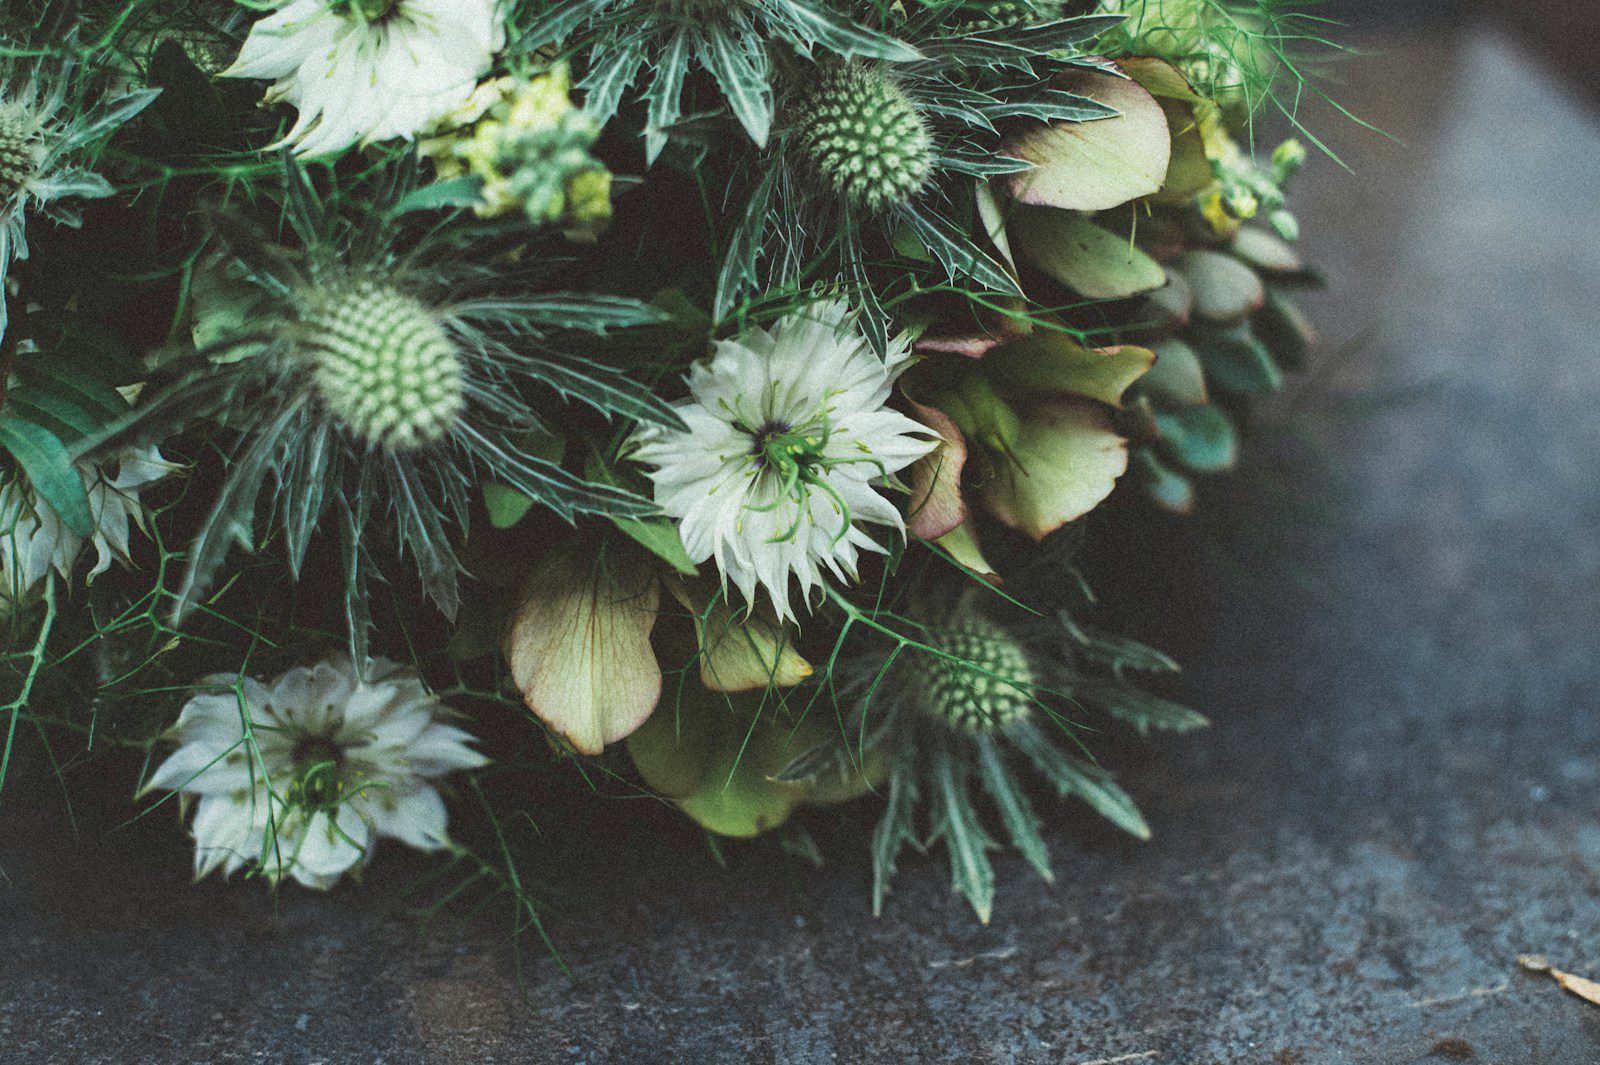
[793,62,934,215]
[630,299,936,623]
[140,163,667,653]
[224,0,506,157]
[914,615,1036,731]
[0,43,157,340]
[301,278,467,450]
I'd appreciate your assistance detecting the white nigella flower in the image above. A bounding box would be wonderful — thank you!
[0,446,174,606]
[144,656,487,890]
[225,0,507,158]
[0,55,157,340]
[632,299,936,622]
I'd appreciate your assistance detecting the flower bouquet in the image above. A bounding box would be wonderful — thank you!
[0,0,1335,929]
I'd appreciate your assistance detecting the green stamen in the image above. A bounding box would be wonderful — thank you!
[332,0,401,22]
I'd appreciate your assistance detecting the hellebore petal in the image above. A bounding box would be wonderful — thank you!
[627,693,820,838]
[936,520,1001,582]
[903,396,970,540]
[1118,57,1212,205]
[983,330,1155,409]
[625,693,719,800]
[980,400,1129,541]
[503,551,662,754]
[1010,206,1166,299]
[682,588,813,693]
[1002,68,1171,212]
[975,180,1018,275]
[1116,56,1207,104]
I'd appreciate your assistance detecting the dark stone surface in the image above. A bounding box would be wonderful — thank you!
[5,22,1600,1065]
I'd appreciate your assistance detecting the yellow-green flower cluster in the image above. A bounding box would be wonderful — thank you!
[422,66,611,236]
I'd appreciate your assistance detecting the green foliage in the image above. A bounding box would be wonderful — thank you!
[0,0,1336,939]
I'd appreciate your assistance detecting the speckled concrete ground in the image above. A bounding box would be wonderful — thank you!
[4,20,1600,1065]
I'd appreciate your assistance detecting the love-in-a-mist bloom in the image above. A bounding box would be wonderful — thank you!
[632,300,935,622]
[0,447,174,606]
[143,656,487,890]
[225,0,506,157]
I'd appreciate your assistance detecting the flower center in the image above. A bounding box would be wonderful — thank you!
[744,417,864,544]
[792,63,934,215]
[916,618,1035,731]
[751,420,815,470]
[331,0,401,22]
[301,280,466,451]
[288,737,347,812]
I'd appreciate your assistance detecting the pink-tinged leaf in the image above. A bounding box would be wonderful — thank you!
[915,332,1004,359]
[504,553,661,754]
[903,396,970,540]
[980,400,1129,541]
[1002,68,1172,212]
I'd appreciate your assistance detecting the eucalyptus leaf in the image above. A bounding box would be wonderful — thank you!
[610,515,698,576]
[1155,403,1239,474]
[388,176,485,217]
[1192,324,1284,395]
[0,417,93,537]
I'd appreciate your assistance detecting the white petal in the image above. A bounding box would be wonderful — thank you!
[289,807,370,888]
[355,783,450,850]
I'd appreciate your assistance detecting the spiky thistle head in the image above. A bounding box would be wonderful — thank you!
[952,0,1056,31]
[299,279,466,450]
[0,103,42,204]
[916,616,1035,731]
[792,62,934,215]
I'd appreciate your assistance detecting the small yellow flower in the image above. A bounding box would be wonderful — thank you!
[419,65,612,231]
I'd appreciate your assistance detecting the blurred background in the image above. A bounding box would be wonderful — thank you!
[3,1,1599,1062]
